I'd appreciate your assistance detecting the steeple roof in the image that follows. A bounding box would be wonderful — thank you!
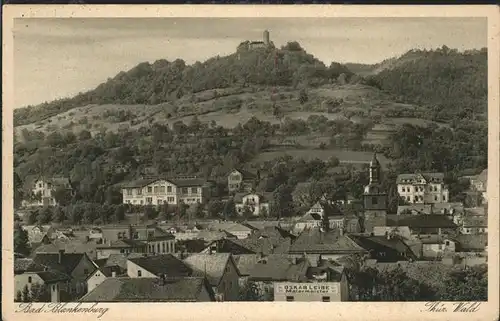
[370,153,380,167]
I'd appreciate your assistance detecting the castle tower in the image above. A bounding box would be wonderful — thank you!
[263,30,270,46]
[363,153,387,234]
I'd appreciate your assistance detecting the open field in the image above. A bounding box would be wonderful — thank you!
[251,148,392,167]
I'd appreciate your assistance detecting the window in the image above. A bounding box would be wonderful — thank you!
[401,187,405,192]
[438,244,443,250]
[286,296,294,302]
[322,296,330,302]
[157,199,163,205]
[138,270,142,277]
[133,232,139,239]
[147,186,153,193]
[445,241,450,246]
[140,200,144,205]
[38,183,42,188]
[160,186,165,193]
[162,242,166,253]
[28,276,32,283]
[137,189,142,195]
[167,186,172,193]
[157,243,160,253]
[191,187,198,194]
[167,197,175,203]
[146,197,153,204]
[443,196,446,201]
[225,266,230,273]
[154,186,159,193]
[127,189,133,196]
[120,249,125,253]
[372,197,378,205]
[182,188,189,194]
[52,285,56,291]
[117,232,123,239]
[434,196,438,201]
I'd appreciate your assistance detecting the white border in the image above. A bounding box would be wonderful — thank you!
[3,5,499,321]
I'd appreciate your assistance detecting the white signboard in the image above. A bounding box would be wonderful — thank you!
[275,283,339,295]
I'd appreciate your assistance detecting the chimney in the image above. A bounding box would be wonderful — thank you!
[58,249,65,264]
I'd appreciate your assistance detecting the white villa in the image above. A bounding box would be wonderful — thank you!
[121,177,211,206]
[396,173,449,204]
[234,192,271,217]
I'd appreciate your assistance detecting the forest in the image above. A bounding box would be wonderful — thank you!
[13,45,487,226]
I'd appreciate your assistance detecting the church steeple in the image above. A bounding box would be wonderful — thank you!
[369,153,381,184]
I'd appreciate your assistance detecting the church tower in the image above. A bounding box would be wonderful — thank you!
[263,30,270,46]
[363,153,387,234]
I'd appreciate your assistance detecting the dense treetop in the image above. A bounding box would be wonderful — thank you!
[366,47,487,122]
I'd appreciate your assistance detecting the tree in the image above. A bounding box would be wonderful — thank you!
[30,283,50,302]
[83,206,97,224]
[439,265,487,301]
[144,205,158,220]
[272,185,294,219]
[206,199,224,218]
[105,186,122,205]
[78,130,92,140]
[14,225,30,256]
[260,206,269,218]
[178,202,188,219]
[37,206,53,224]
[22,284,30,302]
[222,199,237,220]
[114,205,126,222]
[15,290,22,302]
[242,205,254,219]
[159,202,170,221]
[51,206,66,223]
[238,281,260,301]
[298,88,308,105]
[328,156,340,168]
[14,172,23,209]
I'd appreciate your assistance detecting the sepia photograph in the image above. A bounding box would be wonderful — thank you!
[3,5,499,321]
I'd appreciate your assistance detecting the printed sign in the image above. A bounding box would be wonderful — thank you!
[275,283,339,294]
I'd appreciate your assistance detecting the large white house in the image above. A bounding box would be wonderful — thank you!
[121,177,211,206]
[396,173,449,204]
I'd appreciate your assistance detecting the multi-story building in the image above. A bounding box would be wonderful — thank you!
[462,169,488,205]
[97,224,176,259]
[121,177,212,206]
[227,169,258,193]
[21,176,72,207]
[396,172,449,204]
[234,192,270,217]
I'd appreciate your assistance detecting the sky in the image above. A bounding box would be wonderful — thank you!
[13,17,487,108]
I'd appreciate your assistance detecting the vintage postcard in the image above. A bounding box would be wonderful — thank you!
[2,4,499,321]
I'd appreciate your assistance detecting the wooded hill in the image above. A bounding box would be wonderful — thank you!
[14,41,353,126]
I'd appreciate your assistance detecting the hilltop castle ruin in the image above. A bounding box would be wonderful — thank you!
[241,30,271,50]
